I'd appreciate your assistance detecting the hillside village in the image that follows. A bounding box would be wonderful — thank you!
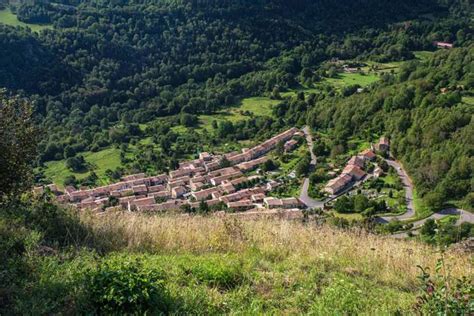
[36,128,308,216]
[35,128,394,220]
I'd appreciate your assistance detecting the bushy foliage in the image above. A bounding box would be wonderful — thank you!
[278,47,474,208]
[86,258,173,314]
[182,257,244,290]
[0,92,38,199]
[415,258,473,314]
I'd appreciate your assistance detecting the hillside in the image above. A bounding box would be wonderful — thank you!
[1,0,473,313]
[2,204,472,314]
[0,0,457,165]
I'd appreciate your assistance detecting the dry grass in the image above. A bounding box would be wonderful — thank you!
[80,211,472,290]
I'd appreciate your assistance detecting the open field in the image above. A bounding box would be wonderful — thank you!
[331,212,364,221]
[281,87,320,98]
[43,148,121,187]
[414,50,435,61]
[462,96,474,106]
[198,96,278,131]
[325,72,380,88]
[0,8,52,32]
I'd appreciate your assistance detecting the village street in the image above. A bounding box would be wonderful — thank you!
[299,126,324,209]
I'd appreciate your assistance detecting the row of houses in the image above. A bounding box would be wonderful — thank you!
[324,149,376,195]
[37,128,305,214]
[324,136,390,195]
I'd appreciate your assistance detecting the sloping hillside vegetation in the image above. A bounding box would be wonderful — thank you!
[2,200,472,314]
[0,93,471,314]
[0,0,462,165]
[275,47,473,210]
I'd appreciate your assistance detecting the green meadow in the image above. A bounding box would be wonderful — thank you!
[325,72,380,88]
[0,8,52,32]
[197,96,279,131]
[43,148,121,188]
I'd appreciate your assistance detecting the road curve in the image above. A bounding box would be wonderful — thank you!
[410,208,474,228]
[390,208,473,239]
[299,126,324,209]
[376,159,415,223]
[376,160,474,227]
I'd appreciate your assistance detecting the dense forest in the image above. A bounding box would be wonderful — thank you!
[0,0,472,206]
[1,0,467,162]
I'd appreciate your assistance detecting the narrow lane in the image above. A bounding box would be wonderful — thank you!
[299,126,324,209]
[376,159,415,222]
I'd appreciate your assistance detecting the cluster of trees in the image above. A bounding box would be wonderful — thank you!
[420,218,473,246]
[0,0,460,168]
[333,194,388,217]
[16,2,53,24]
[180,200,226,215]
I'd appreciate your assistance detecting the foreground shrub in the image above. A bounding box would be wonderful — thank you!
[86,257,174,314]
[414,257,473,314]
[182,256,244,290]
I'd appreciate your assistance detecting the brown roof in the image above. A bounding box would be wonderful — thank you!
[343,165,366,179]
[360,149,376,159]
[347,155,365,168]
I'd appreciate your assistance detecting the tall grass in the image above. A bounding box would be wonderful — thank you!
[80,211,472,291]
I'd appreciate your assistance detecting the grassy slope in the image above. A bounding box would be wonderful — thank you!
[43,148,121,187]
[197,96,278,131]
[326,72,380,88]
[28,212,470,314]
[0,8,52,32]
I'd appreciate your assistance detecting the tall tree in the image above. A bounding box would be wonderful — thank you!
[0,91,38,200]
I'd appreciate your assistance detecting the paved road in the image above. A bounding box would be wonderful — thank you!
[375,160,474,225]
[372,159,474,237]
[391,208,474,238]
[295,130,474,226]
[303,126,317,166]
[410,208,474,228]
[299,126,324,209]
[300,178,325,209]
[376,159,415,223]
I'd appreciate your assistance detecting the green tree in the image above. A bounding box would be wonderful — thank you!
[219,156,231,168]
[66,155,87,172]
[198,200,210,214]
[354,194,369,213]
[180,113,198,127]
[333,196,354,213]
[295,156,311,177]
[262,159,278,172]
[420,219,437,239]
[275,140,285,157]
[0,92,38,199]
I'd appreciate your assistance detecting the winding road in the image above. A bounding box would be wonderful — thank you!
[376,159,415,223]
[299,126,324,209]
[375,159,473,235]
[296,127,473,230]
